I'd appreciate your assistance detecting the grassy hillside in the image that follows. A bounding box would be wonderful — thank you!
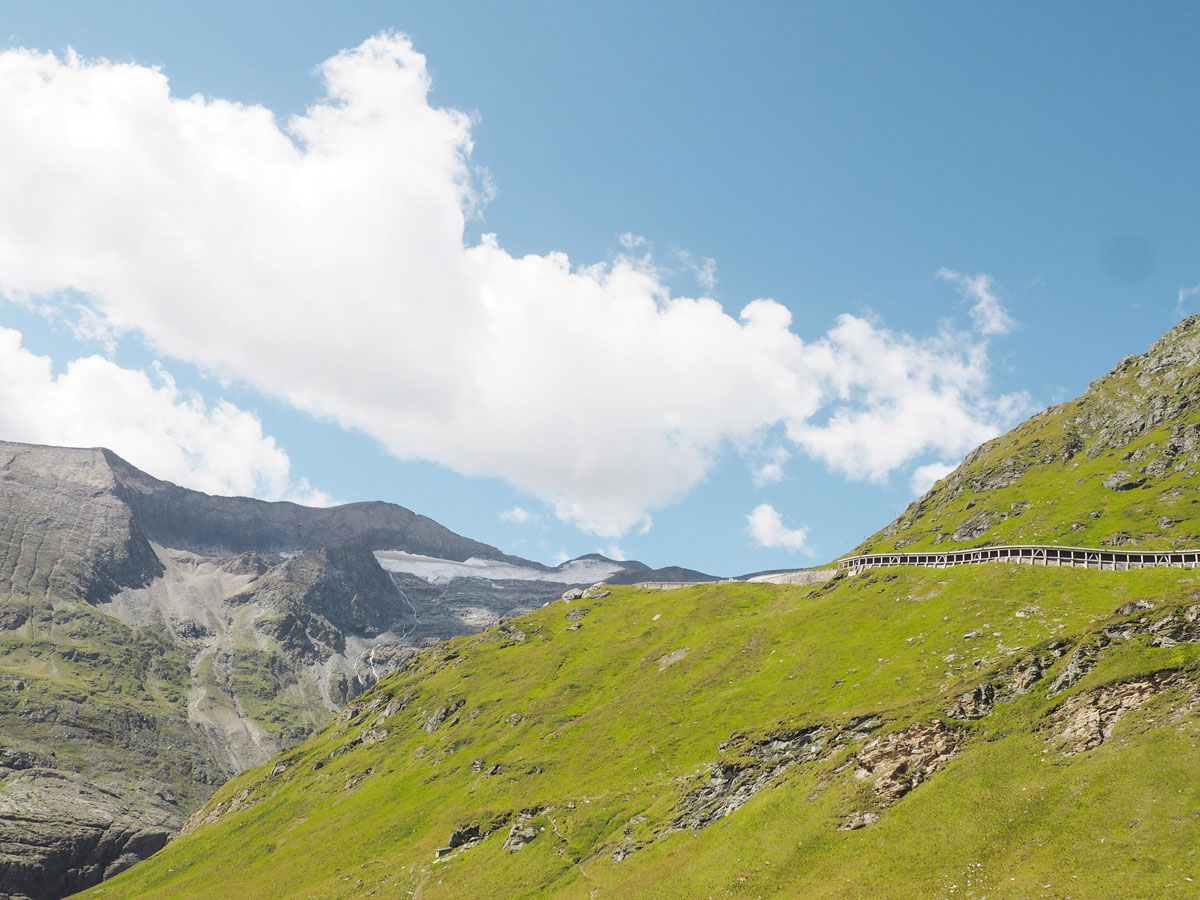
[858,314,1200,555]
[69,318,1200,899]
[84,562,1200,899]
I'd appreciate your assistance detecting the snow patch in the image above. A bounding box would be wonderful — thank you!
[373,551,624,586]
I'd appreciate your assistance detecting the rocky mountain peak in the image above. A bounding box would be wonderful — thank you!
[0,441,163,604]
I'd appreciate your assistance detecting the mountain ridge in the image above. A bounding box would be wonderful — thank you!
[857,313,1200,555]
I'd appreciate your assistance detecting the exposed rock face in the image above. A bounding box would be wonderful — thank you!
[672,725,836,832]
[610,712,947,859]
[353,643,418,692]
[1002,643,1069,695]
[1102,470,1148,491]
[1142,603,1200,646]
[605,564,714,585]
[671,715,882,835]
[1046,672,1196,756]
[838,720,964,832]
[102,448,524,564]
[944,641,1069,720]
[393,575,565,640]
[1041,603,1200,698]
[502,821,539,852]
[0,444,162,605]
[0,769,174,900]
[945,683,995,720]
[655,647,688,670]
[951,511,999,543]
[672,724,830,830]
[0,664,230,898]
[839,810,879,831]
[948,600,1200,726]
[240,547,414,657]
[851,720,963,803]
[422,699,465,735]
[944,604,1200,760]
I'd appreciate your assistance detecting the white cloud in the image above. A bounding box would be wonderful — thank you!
[910,460,956,495]
[0,326,330,504]
[936,269,1017,336]
[746,503,810,553]
[0,35,1023,537]
[499,506,535,524]
[671,248,717,294]
[749,445,791,487]
[788,315,1031,482]
[1178,282,1200,314]
[598,543,629,561]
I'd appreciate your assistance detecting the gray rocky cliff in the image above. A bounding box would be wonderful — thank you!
[0,444,162,605]
[100,447,532,564]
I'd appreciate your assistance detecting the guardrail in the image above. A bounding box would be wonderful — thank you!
[838,544,1200,573]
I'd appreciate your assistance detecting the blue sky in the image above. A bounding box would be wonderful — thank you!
[1,2,1197,574]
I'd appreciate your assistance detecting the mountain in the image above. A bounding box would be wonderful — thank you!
[101,448,538,564]
[83,316,1200,899]
[0,441,714,900]
[859,313,1200,554]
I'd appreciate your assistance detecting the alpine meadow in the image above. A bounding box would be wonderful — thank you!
[60,317,1200,899]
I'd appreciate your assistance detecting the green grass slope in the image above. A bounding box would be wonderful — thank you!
[858,314,1200,554]
[76,318,1200,899]
[82,563,1200,899]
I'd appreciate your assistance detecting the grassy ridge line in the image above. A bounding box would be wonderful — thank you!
[862,416,1200,553]
[86,564,1200,899]
[860,317,1200,555]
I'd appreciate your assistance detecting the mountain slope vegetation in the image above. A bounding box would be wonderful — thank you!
[85,566,1200,899]
[81,315,1200,899]
[859,314,1200,554]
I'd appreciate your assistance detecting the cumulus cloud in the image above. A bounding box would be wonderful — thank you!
[0,35,1024,536]
[788,315,1030,482]
[746,503,810,553]
[909,460,956,495]
[0,326,330,503]
[936,269,1017,336]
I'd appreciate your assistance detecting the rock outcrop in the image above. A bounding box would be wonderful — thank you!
[850,720,963,802]
[0,768,175,900]
[1046,671,1197,756]
[0,444,163,605]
